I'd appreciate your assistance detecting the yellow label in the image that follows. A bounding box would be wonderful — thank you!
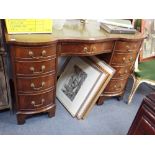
[5,19,53,34]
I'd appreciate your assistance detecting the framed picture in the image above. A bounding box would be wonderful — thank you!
[56,56,115,118]
[136,19,155,62]
[0,56,9,110]
[76,56,115,119]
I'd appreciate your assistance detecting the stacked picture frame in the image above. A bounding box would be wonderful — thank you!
[56,56,115,119]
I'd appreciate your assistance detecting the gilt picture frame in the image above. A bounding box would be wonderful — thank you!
[76,56,115,119]
[56,56,115,118]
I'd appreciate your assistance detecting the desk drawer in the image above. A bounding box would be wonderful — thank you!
[111,52,137,65]
[112,65,133,78]
[15,58,56,76]
[90,42,114,54]
[60,41,114,55]
[14,45,56,60]
[16,74,55,93]
[114,41,141,52]
[18,89,55,111]
[104,78,128,93]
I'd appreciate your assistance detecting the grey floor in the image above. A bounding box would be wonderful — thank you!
[0,79,154,135]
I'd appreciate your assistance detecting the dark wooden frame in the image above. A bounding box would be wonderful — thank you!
[128,93,155,135]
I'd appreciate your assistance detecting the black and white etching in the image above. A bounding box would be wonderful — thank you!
[61,65,87,101]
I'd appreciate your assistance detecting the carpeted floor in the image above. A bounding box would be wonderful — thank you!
[0,79,154,135]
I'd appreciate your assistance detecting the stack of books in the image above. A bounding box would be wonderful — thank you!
[100,19,136,34]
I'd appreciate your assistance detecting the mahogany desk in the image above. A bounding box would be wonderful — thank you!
[5,21,145,124]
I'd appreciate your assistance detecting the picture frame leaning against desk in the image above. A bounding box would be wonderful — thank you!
[57,56,115,119]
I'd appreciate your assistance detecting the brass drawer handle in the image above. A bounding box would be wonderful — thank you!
[128,50,133,52]
[41,50,47,57]
[83,47,88,53]
[126,45,130,49]
[119,70,128,75]
[122,57,133,63]
[30,65,46,74]
[30,81,45,90]
[129,57,133,62]
[124,70,128,74]
[31,99,45,107]
[126,45,136,52]
[119,70,128,74]
[29,50,47,59]
[29,51,35,58]
[114,84,122,90]
[122,57,126,61]
[92,46,96,52]
[119,71,122,75]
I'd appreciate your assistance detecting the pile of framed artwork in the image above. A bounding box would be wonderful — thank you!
[56,56,115,119]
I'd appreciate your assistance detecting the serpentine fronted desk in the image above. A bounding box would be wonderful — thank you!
[5,21,145,124]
